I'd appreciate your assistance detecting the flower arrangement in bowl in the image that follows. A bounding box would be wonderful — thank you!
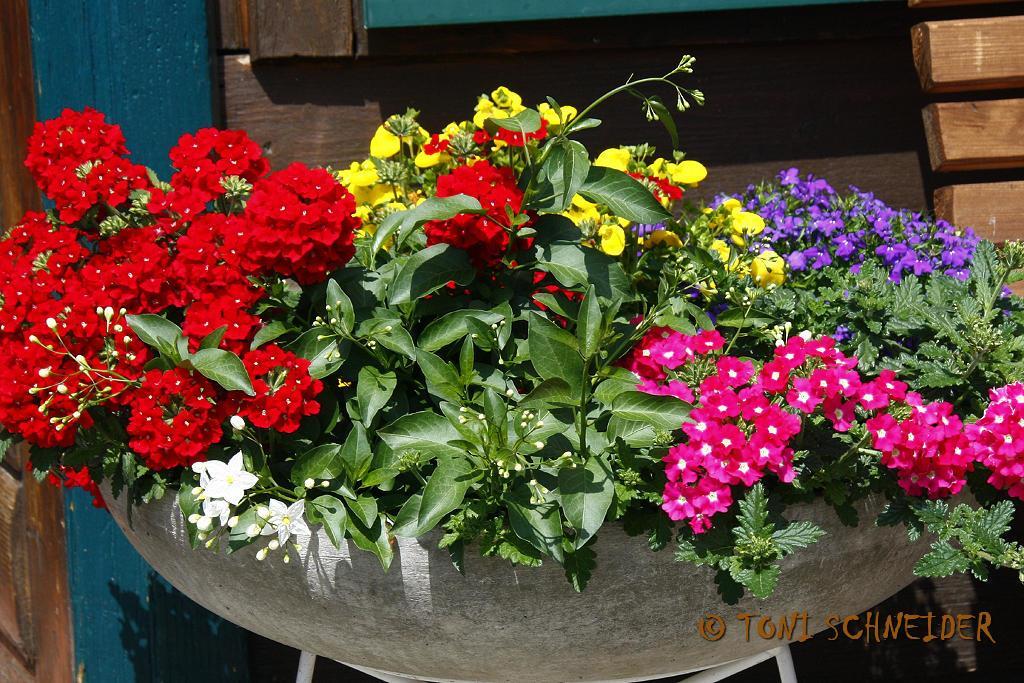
[8,56,1024,680]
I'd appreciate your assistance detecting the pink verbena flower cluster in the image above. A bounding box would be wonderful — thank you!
[627,329,979,534]
[966,383,1024,500]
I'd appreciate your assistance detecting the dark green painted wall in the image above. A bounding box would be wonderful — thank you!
[27,1,249,680]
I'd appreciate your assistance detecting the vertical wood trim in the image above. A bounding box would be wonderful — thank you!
[0,0,41,228]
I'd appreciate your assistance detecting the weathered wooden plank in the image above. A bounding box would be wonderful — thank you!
[0,467,27,655]
[934,180,1024,242]
[223,34,929,208]
[912,17,1024,93]
[923,99,1024,172]
[0,0,40,229]
[248,0,353,60]
[0,646,32,683]
[217,0,249,50]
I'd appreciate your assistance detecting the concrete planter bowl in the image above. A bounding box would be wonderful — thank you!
[105,486,922,683]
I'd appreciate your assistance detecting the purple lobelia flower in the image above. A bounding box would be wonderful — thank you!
[718,169,980,281]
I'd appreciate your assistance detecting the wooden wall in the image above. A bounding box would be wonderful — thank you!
[214,1,943,210]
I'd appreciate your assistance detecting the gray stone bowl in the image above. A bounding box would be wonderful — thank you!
[104,487,922,682]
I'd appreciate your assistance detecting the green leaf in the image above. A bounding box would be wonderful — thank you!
[528,313,584,396]
[290,443,344,485]
[290,328,345,379]
[390,494,424,538]
[308,495,348,550]
[578,165,671,224]
[915,541,970,577]
[606,415,657,447]
[417,455,476,535]
[610,391,690,431]
[199,326,227,351]
[346,496,378,528]
[326,279,355,334]
[251,321,293,350]
[535,241,631,299]
[558,454,614,549]
[732,565,781,599]
[347,510,393,571]
[647,95,678,149]
[714,307,774,329]
[530,139,590,213]
[576,285,602,360]
[378,411,463,459]
[486,108,542,135]
[177,481,202,549]
[418,309,503,351]
[371,194,485,257]
[189,348,255,396]
[126,314,185,362]
[736,483,771,538]
[519,378,576,408]
[389,243,475,305]
[356,366,397,426]
[416,349,464,403]
[340,423,373,480]
[772,521,826,555]
[563,545,597,592]
[506,489,564,564]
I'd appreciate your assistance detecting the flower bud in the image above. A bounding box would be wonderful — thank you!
[256,548,269,561]
[230,415,246,430]
[303,478,315,489]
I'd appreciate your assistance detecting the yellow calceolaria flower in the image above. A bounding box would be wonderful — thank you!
[563,194,600,226]
[490,86,523,112]
[415,150,444,168]
[751,250,786,288]
[720,198,742,214]
[538,102,577,128]
[598,224,626,256]
[731,210,766,236]
[730,233,746,248]
[643,229,683,249]
[370,125,401,158]
[594,147,631,173]
[666,159,707,186]
[338,160,379,189]
[710,239,731,263]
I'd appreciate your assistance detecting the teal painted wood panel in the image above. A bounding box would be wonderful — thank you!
[363,0,893,28]
[28,1,250,681]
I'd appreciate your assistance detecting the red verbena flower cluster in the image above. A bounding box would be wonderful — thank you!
[1,109,338,493]
[243,162,360,285]
[966,383,1024,500]
[239,345,323,433]
[48,466,106,509]
[126,368,232,471]
[24,107,150,223]
[424,160,526,268]
[472,118,548,148]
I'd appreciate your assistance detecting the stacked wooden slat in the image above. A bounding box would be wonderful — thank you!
[912,7,1024,241]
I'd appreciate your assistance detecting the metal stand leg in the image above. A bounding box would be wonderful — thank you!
[296,650,317,683]
[680,644,797,683]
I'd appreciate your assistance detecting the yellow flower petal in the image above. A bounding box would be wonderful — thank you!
[732,211,766,236]
[751,250,786,288]
[598,225,626,256]
[415,150,444,168]
[370,125,400,158]
[594,148,631,173]
[644,229,683,249]
[668,159,708,185]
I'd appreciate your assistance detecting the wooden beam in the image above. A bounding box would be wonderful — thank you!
[934,181,1024,242]
[912,17,1024,93]
[923,99,1024,172]
[248,0,353,60]
[217,0,249,50]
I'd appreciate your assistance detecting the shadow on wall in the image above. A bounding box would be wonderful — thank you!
[109,574,249,683]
